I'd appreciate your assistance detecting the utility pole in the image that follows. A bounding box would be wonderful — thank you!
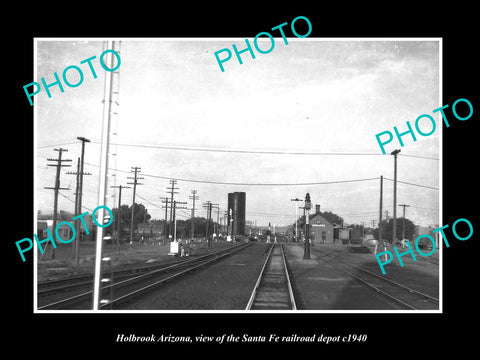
[212,204,220,238]
[166,180,179,237]
[204,201,212,246]
[171,200,187,242]
[127,167,143,245]
[399,204,410,241]
[111,185,131,254]
[67,158,80,259]
[379,175,383,245]
[189,190,199,241]
[224,211,229,238]
[161,197,169,242]
[391,149,401,245]
[66,154,91,265]
[290,198,303,242]
[45,148,71,259]
[203,201,218,247]
[76,136,90,218]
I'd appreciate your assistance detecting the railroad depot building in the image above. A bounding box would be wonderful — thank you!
[301,205,335,244]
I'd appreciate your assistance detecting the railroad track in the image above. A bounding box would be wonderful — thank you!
[38,258,186,295]
[310,247,439,310]
[38,243,251,310]
[245,243,296,310]
[415,255,439,266]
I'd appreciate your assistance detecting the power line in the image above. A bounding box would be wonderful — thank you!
[88,141,387,156]
[84,163,380,186]
[399,154,439,160]
[383,177,439,190]
[136,192,162,209]
[57,192,93,212]
[83,161,439,189]
[41,140,439,160]
[144,175,380,186]
[38,142,79,149]
[409,205,439,211]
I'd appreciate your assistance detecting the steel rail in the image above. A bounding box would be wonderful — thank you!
[245,243,296,310]
[280,244,297,310]
[319,249,439,303]
[310,247,438,310]
[38,246,238,294]
[101,243,252,308]
[38,243,251,310]
[245,244,275,310]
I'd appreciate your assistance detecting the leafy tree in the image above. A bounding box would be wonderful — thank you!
[321,211,344,226]
[111,202,151,236]
[374,217,416,243]
[296,210,344,227]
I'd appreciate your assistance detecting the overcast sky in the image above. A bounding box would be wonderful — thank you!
[35,38,440,228]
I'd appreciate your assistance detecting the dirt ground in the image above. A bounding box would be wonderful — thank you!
[36,239,234,282]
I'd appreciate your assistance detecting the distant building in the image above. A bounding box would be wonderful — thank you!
[334,228,350,242]
[37,214,94,242]
[306,205,335,244]
[228,192,246,236]
[414,225,440,246]
[137,223,164,236]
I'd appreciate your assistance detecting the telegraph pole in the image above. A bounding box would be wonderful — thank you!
[127,167,143,245]
[228,208,234,241]
[189,190,199,241]
[379,175,383,245]
[203,201,212,246]
[399,204,410,241]
[391,149,401,245]
[67,158,80,259]
[45,148,71,259]
[203,201,218,247]
[161,197,169,242]
[166,180,179,237]
[111,185,130,254]
[224,211,229,239]
[212,204,220,238]
[172,200,187,242]
[76,136,90,218]
[66,155,91,265]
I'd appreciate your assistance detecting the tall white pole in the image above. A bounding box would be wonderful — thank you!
[93,41,114,310]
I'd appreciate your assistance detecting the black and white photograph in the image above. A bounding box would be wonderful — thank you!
[34,38,441,313]
[6,6,478,354]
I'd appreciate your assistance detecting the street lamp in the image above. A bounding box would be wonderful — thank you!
[391,149,401,245]
[290,198,303,242]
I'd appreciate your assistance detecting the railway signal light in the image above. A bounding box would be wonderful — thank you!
[303,193,311,260]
